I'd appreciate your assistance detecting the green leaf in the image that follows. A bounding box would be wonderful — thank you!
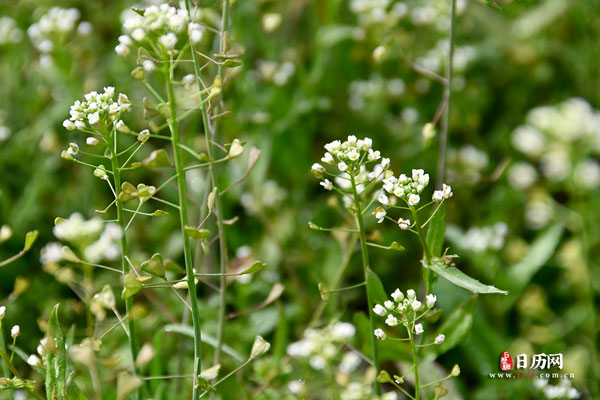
[141,253,166,279]
[184,226,211,239]
[23,230,39,252]
[143,149,171,168]
[506,224,563,292]
[426,205,446,257]
[151,210,169,217]
[426,260,507,295]
[427,295,478,357]
[366,267,388,305]
[61,246,81,263]
[48,304,67,400]
[241,261,267,275]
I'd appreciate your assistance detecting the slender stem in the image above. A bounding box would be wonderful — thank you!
[108,131,140,400]
[0,321,10,379]
[0,347,44,400]
[436,0,457,188]
[408,327,420,400]
[163,59,203,400]
[349,173,381,396]
[410,207,432,262]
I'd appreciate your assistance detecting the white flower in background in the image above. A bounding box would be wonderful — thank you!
[11,325,20,338]
[378,193,389,205]
[374,328,386,340]
[0,306,5,320]
[454,222,509,253]
[426,294,437,308]
[339,352,362,374]
[86,137,99,146]
[526,199,553,230]
[373,304,387,316]
[331,322,356,340]
[512,125,546,158]
[287,380,304,395]
[309,355,326,370]
[540,148,570,181]
[434,334,445,344]
[27,354,41,367]
[0,17,23,46]
[414,323,424,335]
[398,218,410,230]
[407,289,416,300]
[262,13,282,32]
[432,190,443,201]
[385,314,398,327]
[40,242,63,264]
[508,162,538,190]
[117,4,189,56]
[573,159,600,189]
[28,8,83,53]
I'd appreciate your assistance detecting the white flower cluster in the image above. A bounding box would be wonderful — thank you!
[49,213,121,263]
[287,322,355,371]
[28,8,84,52]
[448,222,508,253]
[510,98,600,189]
[348,75,405,112]
[313,135,390,194]
[116,4,201,57]
[63,87,130,132]
[535,377,580,399]
[372,288,444,345]
[0,17,23,46]
[380,168,451,208]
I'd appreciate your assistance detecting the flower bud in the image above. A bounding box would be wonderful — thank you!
[11,325,20,338]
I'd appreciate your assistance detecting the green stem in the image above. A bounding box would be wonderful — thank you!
[436,0,457,187]
[109,131,140,400]
[408,327,420,400]
[0,321,10,379]
[163,62,203,400]
[349,173,381,396]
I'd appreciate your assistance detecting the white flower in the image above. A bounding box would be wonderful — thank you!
[63,119,75,130]
[339,352,361,374]
[311,163,325,175]
[116,120,129,133]
[138,129,150,142]
[190,28,202,43]
[347,135,357,144]
[324,140,341,153]
[338,161,348,172]
[88,112,100,125]
[309,355,326,370]
[75,121,85,129]
[288,380,304,394]
[118,35,132,46]
[67,142,79,156]
[159,32,177,49]
[374,207,386,223]
[432,190,443,202]
[414,323,424,335]
[27,354,41,367]
[408,193,420,206]
[406,289,416,300]
[0,306,5,320]
[442,184,453,199]
[426,294,437,308]
[142,60,156,72]
[320,179,333,191]
[373,304,387,316]
[381,158,390,169]
[86,137,99,146]
[331,322,356,340]
[363,137,372,149]
[384,300,394,309]
[393,187,404,198]
[378,193,389,205]
[434,334,445,344]
[368,149,381,161]
[398,218,410,230]
[131,27,146,41]
[374,328,386,340]
[115,43,129,57]
[347,149,360,161]
[11,325,20,338]
[411,300,422,311]
[391,289,403,302]
[385,314,398,326]
[321,152,334,164]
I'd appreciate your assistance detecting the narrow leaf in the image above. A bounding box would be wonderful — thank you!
[426,260,507,295]
[143,149,171,168]
[241,261,267,275]
[426,205,446,257]
[184,226,211,239]
[366,267,388,305]
[427,295,478,357]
